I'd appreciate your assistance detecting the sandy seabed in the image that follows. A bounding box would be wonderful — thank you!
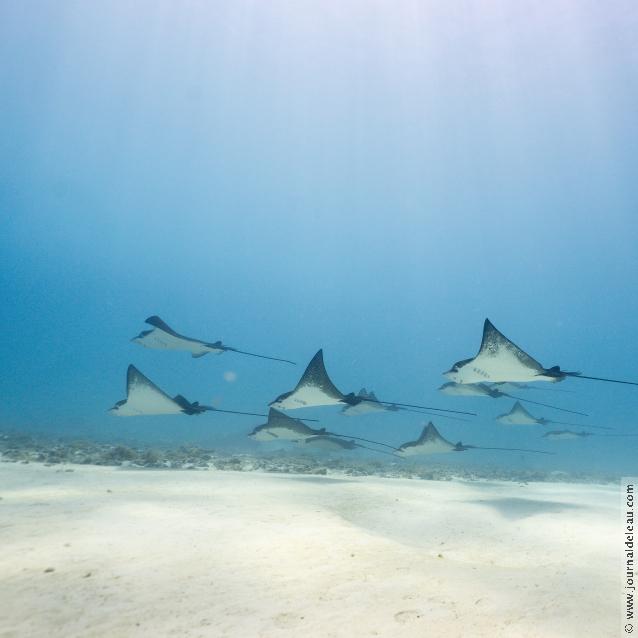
[0,463,622,638]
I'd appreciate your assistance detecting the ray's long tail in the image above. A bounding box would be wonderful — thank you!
[566,372,638,387]
[400,408,472,422]
[326,431,400,451]
[465,445,553,455]
[225,347,296,365]
[352,443,404,458]
[206,407,268,417]
[504,393,588,417]
[375,399,476,416]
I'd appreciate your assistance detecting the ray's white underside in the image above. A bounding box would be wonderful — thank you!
[253,426,309,442]
[400,438,456,456]
[546,431,582,440]
[451,349,555,384]
[273,385,344,410]
[341,402,386,416]
[440,383,491,397]
[111,380,183,416]
[497,402,541,425]
[134,328,223,356]
[497,413,541,425]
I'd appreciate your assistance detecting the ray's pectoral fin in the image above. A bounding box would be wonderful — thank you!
[269,390,293,406]
[110,365,186,416]
[145,315,180,335]
[479,319,545,372]
[270,350,344,407]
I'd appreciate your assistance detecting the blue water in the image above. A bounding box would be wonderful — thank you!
[2,2,637,476]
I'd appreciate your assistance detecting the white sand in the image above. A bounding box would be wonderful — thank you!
[0,463,621,638]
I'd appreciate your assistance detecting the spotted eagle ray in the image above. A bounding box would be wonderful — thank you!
[110,365,266,417]
[132,316,295,364]
[249,408,325,441]
[444,318,638,386]
[496,401,612,430]
[439,382,587,417]
[543,430,593,440]
[397,422,551,456]
[270,350,475,416]
[249,408,399,450]
[341,388,470,422]
[543,429,638,441]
